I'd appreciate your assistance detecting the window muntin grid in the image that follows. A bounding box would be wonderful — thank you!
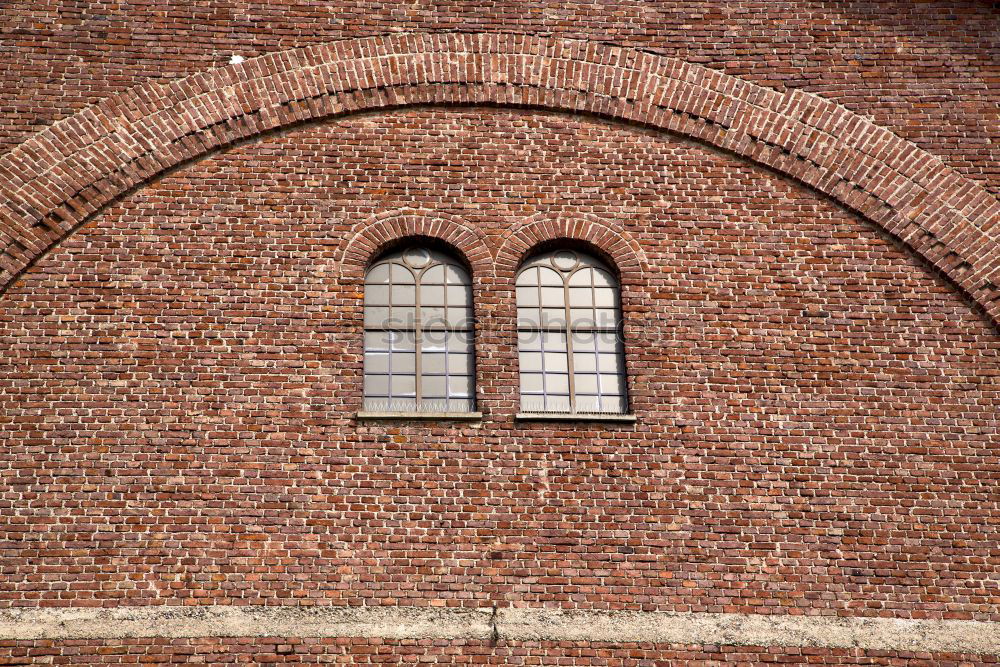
[516,250,627,415]
[363,247,475,413]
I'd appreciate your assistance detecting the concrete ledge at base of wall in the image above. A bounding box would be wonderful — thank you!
[0,605,998,655]
[495,607,1000,655]
[0,605,494,643]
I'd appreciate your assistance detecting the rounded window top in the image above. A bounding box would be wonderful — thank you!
[401,247,432,269]
[366,247,471,286]
[517,249,618,292]
[552,250,579,272]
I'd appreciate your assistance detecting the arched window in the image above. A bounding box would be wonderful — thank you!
[516,249,628,415]
[363,247,475,414]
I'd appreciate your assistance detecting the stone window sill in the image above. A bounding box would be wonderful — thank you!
[356,411,483,421]
[515,412,637,423]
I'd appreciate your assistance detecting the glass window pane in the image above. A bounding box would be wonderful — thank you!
[546,373,569,394]
[365,352,389,374]
[390,330,416,350]
[446,307,471,326]
[365,306,390,327]
[388,305,415,327]
[518,330,542,350]
[574,374,599,394]
[520,352,543,372]
[540,308,565,327]
[600,396,627,414]
[421,333,447,353]
[444,265,469,285]
[365,374,389,396]
[575,396,601,413]
[594,308,617,328]
[545,395,572,412]
[449,330,473,350]
[596,332,619,352]
[594,287,616,308]
[389,398,419,412]
[366,284,390,305]
[422,306,447,326]
[541,331,567,351]
[394,352,416,374]
[538,267,562,286]
[423,352,447,375]
[448,398,475,412]
[365,331,391,350]
[422,375,447,398]
[390,374,416,397]
[390,263,414,284]
[448,375,473,398]
[518,306,541,328]
[516,266,538,287]
[402,247,431,269]
[450,352,473,376]
[543,351,568,372]
[597,353,619,373]
[447,285,471,305]
[552,250,579,272]
[367,263,390,284]
[392,284,416,306]
[541,286,564,307]
[573,352,597,372]
[570,308,593,327]
[363,396,385,411]
[592,269,616,288]
[568,269,593,287]
[521,395,545,412]
[568,287,592,307]
[571,331,595,348]
[521,372,544,393]
[600,374,623,395]
[517,286,539,307]
[423,284,446,305]
[422,265,445,284]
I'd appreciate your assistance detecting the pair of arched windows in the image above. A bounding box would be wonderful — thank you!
[362,246,628,417]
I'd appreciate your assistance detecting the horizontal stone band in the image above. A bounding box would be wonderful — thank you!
[0,605,997,655]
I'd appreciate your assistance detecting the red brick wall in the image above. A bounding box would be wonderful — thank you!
[2,107,998,610]
[1,1,997,196]
[0,638,996,665]
[1,3,998,664]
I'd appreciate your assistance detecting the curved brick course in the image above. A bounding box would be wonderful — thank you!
[494,212,648,287]
[0,31,997,327]
[335,207,493,279]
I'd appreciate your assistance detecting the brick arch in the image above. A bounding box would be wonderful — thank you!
[0,32,997,324]
[494,213,648,288]
[335,208,493,280]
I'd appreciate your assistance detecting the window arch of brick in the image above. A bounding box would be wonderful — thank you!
[495,213,648,290]
[1,32,997,327]
[335,208,493,282]
[336,210,492,419]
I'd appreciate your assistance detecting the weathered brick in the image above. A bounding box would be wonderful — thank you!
[1,4,999,664]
